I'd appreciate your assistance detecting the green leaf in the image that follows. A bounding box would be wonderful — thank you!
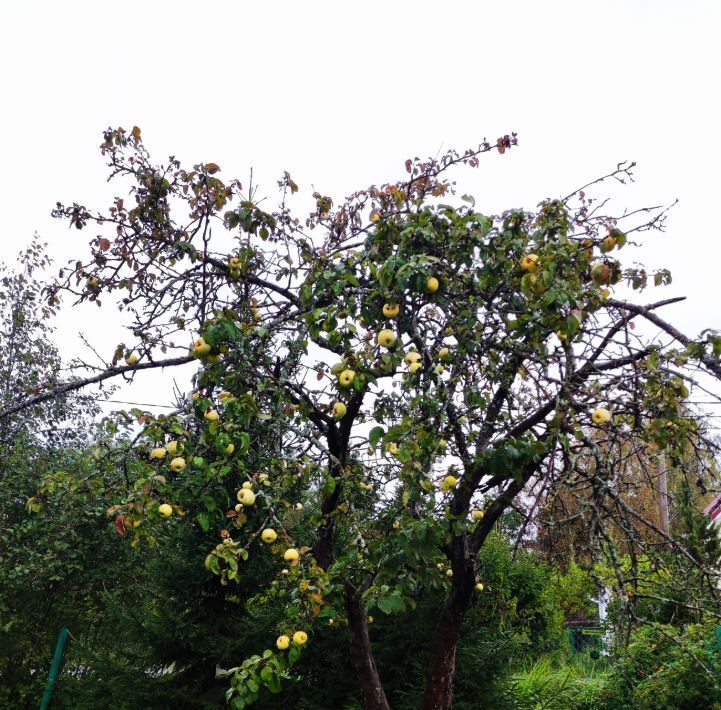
[288,645,301,665]
[368,426,385,448]
[378,591,406,615]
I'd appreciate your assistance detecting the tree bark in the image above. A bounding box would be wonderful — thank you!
[423,603,464,710]
[423,540,476,710]
[345,585,390,710]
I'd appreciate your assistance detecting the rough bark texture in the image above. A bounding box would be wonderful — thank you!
[423,604,464,710]
[345,585,390,710]
[423,538,477,710]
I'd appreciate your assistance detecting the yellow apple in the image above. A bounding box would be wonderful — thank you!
[292,630,308,645]
[338,369,356,387]
[242,482,253,490]
[169,457,186,473]
[441,475,458,491]
[387,442,399,456]
[377,329,396,348]
[158,503,173,518]
[600,235,616,253]
[383,303,400,318]
[521,254,539,271]
[219,390,232,402]
[237,489,256,506]
[284,548,299,562]
[591,262,610,285]
[204,409,219,422]
[225,443,235,455]
[435,365,445,375]
[276,635,290,650]
[592,407,611,425]
[426,276,440,293]
[228,257,242,269]
[166,440,179,456]
[332,402,347,419]
[125,352,139,366]
[193,337,212,356]
[150,447,167,460]
[472,509,484,521]
[446,569,453,577]
[404,351,422,366]
[476,582,484,591]
[438,347,450,359]
[409,361,422,375]
[261,528,278,544]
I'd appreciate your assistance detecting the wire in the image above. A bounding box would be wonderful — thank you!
[93,398,180,409]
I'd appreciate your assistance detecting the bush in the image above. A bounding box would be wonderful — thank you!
[597,623,721,710]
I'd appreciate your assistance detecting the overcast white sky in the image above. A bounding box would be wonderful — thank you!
[0,0,719,415]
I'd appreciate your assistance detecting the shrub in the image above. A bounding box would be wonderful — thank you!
[597,623,721,710]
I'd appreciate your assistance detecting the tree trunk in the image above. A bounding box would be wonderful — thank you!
[423,546,475,710]
[422,603,464,710]
[345,585,390,710]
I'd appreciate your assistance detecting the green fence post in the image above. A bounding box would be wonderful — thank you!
[716,625,721,653]
[39,627,69,710]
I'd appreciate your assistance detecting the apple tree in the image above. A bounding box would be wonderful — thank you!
[7,127,721,709]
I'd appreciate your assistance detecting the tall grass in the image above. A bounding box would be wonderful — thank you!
[511,651,608,710]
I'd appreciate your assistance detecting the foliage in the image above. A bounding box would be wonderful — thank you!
[3,126,721,707]
[597,623,721,710]
[512,652,607,710]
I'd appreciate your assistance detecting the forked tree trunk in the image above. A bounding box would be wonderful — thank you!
[345,585,390,710]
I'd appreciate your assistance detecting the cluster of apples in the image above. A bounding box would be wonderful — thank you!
[191,336,223,364]
[275,630,308,650]
[329,277,447,415]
